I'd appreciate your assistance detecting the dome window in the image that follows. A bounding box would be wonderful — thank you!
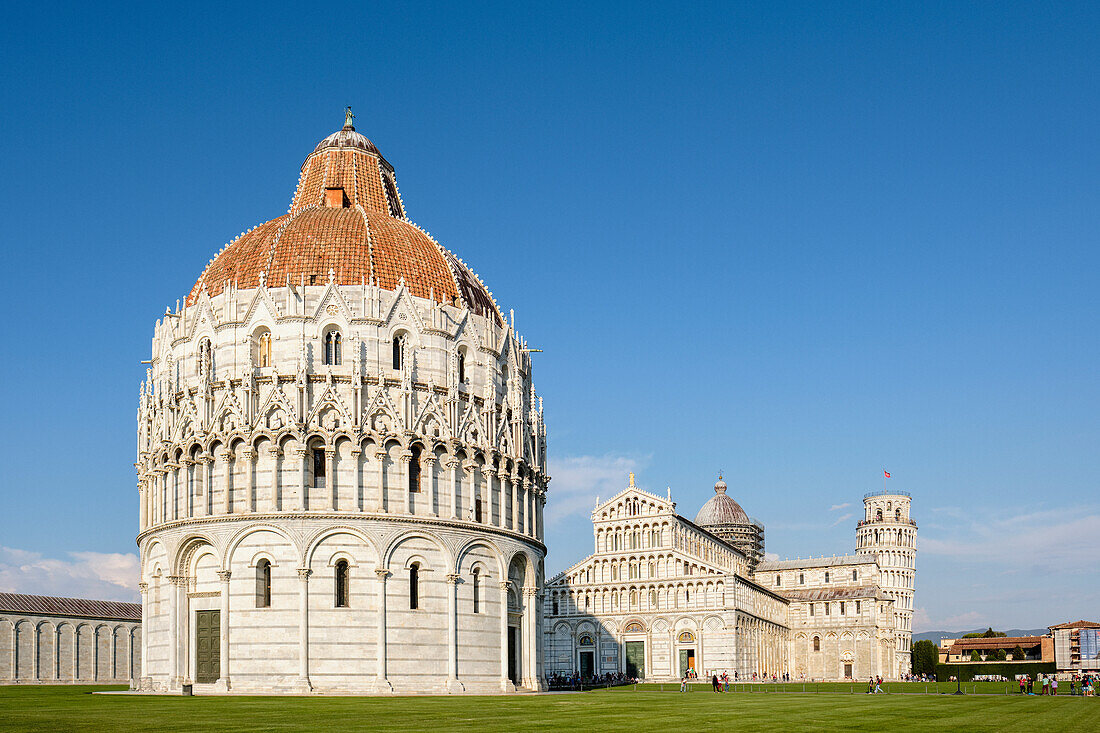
[254,329,272,368]
[409,563,420,610]
[323,330,342,366]
[472,568,481,614]
[334,560,350,608]
[256,559,272,608]
[324,187,349,208]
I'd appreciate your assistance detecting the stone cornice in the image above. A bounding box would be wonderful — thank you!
[137,511,546,553]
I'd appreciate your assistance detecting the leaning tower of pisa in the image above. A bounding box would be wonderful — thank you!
[855,491,916,677]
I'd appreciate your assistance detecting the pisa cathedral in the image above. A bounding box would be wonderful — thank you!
[135,112,548,693]
[544,477,916,681]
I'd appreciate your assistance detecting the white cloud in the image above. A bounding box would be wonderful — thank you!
[0,546,139,602]
[545,454,645,527]
[920,511,1100,570]
[828,503,851,512]
[829,512,854,527]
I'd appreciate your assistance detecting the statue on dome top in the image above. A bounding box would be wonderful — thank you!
[344,106,355,129]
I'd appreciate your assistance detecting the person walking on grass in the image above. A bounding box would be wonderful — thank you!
[680,676,688,693]
[1051,677,1058,696]
[712,674,721,693]
[868,677,875,694]
[874,676,884,694]
[1019,676,1026,694]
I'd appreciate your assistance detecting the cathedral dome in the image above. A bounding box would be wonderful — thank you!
[186,111,501,324]
[694,476,750,525]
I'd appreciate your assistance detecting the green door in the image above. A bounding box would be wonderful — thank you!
[625,641,645,679]
[580,651,594,678]
[195,610,220,683]
[679,649,695,677]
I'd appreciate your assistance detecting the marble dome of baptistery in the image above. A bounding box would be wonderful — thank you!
[134,111,549,694]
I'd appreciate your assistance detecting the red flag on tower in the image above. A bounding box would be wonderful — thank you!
[884,471,891,479]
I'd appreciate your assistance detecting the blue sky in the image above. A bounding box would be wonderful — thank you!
[0,2,1096,631]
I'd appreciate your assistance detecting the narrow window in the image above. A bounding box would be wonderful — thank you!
[334,560,349,608]
[776,574,781,587]
[895,508,901,521]
[409,563,420,610]
[813,636,820,652]
[324,330,342,366]
[825,602,831,616]
[552,595,559,615]
[824,571,830,583]
[475,497,483,522]
[840,601,846,615]
[313,447,326,488]
[257,331,272,368]
[799,573,804,585]
[472,569,480,614]
[852,569,858,581]
[856,600,861,614]
[810,603,815,617]
[409,445,422,493]
[457,349,466,383]
[392,334,404,370]
[256,559,272,608]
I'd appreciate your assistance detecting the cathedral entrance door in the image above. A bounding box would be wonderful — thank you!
[194,610,220,684]
[844,663,853,679]
[580,651,594,678]
[678,649,695,678]
[625,641,645,679]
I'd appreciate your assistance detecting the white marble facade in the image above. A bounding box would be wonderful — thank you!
[545,482,916,681]
[135,120,549,694]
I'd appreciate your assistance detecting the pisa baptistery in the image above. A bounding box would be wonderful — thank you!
[134,111,549,694]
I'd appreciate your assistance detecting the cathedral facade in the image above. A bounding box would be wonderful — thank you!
[544,479,915,681]
[135,114,548,693]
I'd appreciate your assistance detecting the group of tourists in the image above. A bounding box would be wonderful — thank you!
[546,671,635,689]
[867,675,885,694]
[1017,673,1096,696]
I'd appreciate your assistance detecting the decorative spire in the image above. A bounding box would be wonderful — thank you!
[344,106,355,130]
[628,472,635,488]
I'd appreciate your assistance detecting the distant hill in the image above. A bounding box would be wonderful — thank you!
[913,628,1049,644]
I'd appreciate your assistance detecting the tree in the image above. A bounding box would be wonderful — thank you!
[970,650,981,662]
[994,649,1007,661]
[1012,646,1026,661]
[911,640,938,676]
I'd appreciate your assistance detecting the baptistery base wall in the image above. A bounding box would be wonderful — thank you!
[138,515,545,694]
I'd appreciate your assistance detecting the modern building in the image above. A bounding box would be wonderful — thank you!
[135,112,549,694]
[544,476,915,681]
[0,592,141,683]
[1049,620,1100,673]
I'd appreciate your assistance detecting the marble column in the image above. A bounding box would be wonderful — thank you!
[422,456,437,516]
[375,449,387,512]
[498,581,513,691]
[462,460,477,521]
[521,586,537,689]
[447,458,461,519]
[497,469,510,528]
[241,449,254,513]
[445,574,464,692]
[167,576,181,687]
[350,448,363,512]
[373,569,393,692]
[400,451,414,514]
[268,447,281,512]
[137,583,149,688]
[216,570,231,691]
[295,568,312,691]
[219,451,233,514]
[203,454,214,516]
[327,448,338,511]
[295,447,308,512]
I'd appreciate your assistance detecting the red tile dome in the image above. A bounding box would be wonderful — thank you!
[187,114,502,324]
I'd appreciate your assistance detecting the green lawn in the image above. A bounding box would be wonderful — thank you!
[0,684,1093,733]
